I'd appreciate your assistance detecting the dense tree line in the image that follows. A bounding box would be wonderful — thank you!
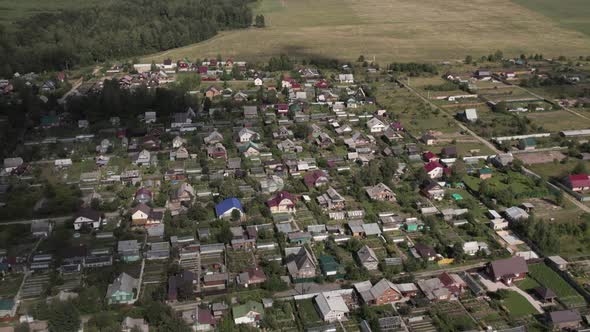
[0,0,255,75]
[388,62,438,75]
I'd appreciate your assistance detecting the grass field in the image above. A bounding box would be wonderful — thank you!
[513,0,590,37]
[528,263,586,307]
[501,290,538,318]
[142,0,590,64]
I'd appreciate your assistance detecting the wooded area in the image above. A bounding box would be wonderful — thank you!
[0,0,254,75]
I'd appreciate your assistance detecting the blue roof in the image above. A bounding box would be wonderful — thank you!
[215,197,243,217]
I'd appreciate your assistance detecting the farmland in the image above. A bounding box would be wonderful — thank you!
[143,0,590,64]
[0,0,102,24]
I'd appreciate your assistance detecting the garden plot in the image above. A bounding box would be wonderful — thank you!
[295,298,323,329]
[528,263,586,308]
[516,151,566,165]
[20,273,51,300]
[0,274,24,298]
[227,249,256,273]
[461,296,509,330]
[143,261,168,284]
[55,272,82,292]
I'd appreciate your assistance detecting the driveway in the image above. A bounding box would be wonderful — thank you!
[477,273,543,313]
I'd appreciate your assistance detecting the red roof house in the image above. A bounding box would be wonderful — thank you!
[267,191,296,213]
[566,174,590,192]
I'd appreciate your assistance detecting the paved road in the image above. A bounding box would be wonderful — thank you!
[0,211,120,225]
[399,78,590,214]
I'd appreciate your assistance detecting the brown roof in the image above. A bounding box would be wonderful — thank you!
[489,256,528,278]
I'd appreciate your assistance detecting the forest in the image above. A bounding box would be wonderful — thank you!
[0,0,254,75]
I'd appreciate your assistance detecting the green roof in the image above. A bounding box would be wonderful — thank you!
[479,168,493,174]
[238,141,260,152]
[0,299,14,310]
[232,301,264,319]
[41,115,58,125]
[522,137,536,146]
[452,193,463,200]
[319,255,340,272]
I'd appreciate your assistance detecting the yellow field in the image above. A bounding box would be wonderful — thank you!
[143,0,590,64]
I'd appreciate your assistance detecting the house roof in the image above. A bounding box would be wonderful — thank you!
[267,191,296,208]
[315,293,349,316]
[215,198,243,216]
[424,161,443,173]
[534,286,557,299]
[106,272,138,298]
[414,243,436,258]
[568,174,590,188]
[232,301,264,319]
[76,208,101,221]
[370,278,401,299]
[489,256,528,278]
[549,310,581,324]
[304,170,328,187]
[357,245,378,263]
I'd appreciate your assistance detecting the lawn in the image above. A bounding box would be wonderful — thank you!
[515,277,541,291]
[296,298,322,327]
[142,0,590,64]
[501,290,538,318]
[526,110,590,132]
[528,263,586,307]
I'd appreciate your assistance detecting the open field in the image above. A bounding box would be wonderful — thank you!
[513,0,590,37]
[143,0,590,64]
[526,110,590,132]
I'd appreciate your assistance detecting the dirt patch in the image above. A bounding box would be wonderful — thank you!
[516,151,566,165]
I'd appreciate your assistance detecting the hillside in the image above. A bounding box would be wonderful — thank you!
[143,0,590,63]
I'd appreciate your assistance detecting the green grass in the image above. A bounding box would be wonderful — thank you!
[296,299,322,327]
[528,263,586,307]
[501,290,538,318]
[143,0,590,64]
[516,277,541,291]
[512,0,590,37]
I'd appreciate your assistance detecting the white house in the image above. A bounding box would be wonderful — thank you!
[254,78,263,86]
[338,74,354,83]
[73,208,102,230]
[238,128,258,143]
[172,136,186,149]
[54,159,73,168]
[314,293,350,322]
[135,150,151,166]
[366,117,386,133]
[144,112,157,124]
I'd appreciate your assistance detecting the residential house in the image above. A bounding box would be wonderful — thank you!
[237,268,267,288]
[317,187,346,210]
[424,161,444,179]
[547,256,568,271]
[286,247,317,280]
[548,310,581,330]
[172,136,186,149]
[260,175,284,194]
[144,111,157,124]
[182,307,216,332]
[135,188,153,204]
[304,170,329,189]
[338,74,354,83]
[461,109,478,122]
[121,317,149,332]
[267,191,297,214]
[479,168,493,180]
[417,272,466,301]
[414,243,437,261]
[487,256,528,284]
[215,197,244,220]
[441,146,458,158]
[131,204,163,226]
[3,157,23,173]
[73,208,102,230]
[204,130,224,145]
[31,220,52,238]
[106,273,138,304]
[319,255,341,277]
[314,293,350,322]
[277,139,303,153]
[135,149,151,166]
[366,117,387,133]
[239,141,261,158]
[566,174,590,192]
[238,127,258,143]
[421,181,445,200]
[353,279,403,305]
[118,240,140,262]
[462,241,489,255]
[232,301,264,326]
[207,143,227,160]
[243,106,258,119]
[365,183,396,202]
[491,153,514,167]
[356,245,379,271]
[421,133,436,145]
[504,206,529,222]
